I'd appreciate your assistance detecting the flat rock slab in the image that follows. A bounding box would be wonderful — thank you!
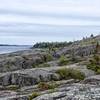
[83,75,100,85]
[0,69,59,86]
[34,83,100,100]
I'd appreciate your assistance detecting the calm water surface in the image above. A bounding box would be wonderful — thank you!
[0,45,31,54]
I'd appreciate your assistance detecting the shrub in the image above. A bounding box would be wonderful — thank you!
[38,82,57,90]
[42,54,53,62]
[48,89,56,94]
[97,69,100,74]
[29,92,39,100]
[87,63,97,72]
[46,54,53,61]
[56,68,70,79]
[32,63,50,68]
[38,63,50,68]
[6,85,19,91]
[5,64,10,69]
[58,55,69,66]
[87,54,100,73]
[32,64,37,68]
[48,82,58,90]
[56,68,85,80]
[70,69,85,80]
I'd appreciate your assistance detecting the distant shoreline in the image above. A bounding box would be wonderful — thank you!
[0,44,32,46]
[0,45,32,54]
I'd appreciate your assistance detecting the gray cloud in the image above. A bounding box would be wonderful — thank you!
[0,25,99,37]
[0,9,100,22]
[0,0,100,44]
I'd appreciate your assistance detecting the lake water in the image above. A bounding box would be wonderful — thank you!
[0,45,31,54]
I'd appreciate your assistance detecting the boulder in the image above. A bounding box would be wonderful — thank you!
[0,69,59,87]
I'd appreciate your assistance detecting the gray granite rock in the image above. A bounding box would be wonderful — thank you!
[55,44,96,58]
[0,69,59,87]
[0,50,52,72]
[34,83,100,100]
[83,75,100,85]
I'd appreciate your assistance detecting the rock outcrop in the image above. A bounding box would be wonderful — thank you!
[0,69,59,87]
[83,75,100,85]
[55,45,96,57]
[0,50,52,72]
[0,35,99,100]
[34,83,100,100]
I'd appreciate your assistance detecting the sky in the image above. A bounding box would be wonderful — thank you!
[0,0,100,45]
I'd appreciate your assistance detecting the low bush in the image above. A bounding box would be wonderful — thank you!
[56,68,70,79]
[38,63,50,68]
[58,55,69,66]
[87,54,100,74]
[29,92,39,100]
[6,85,19,91]
[56,68,85,80]
[70,69,85,80]
[38,82,57,90]
[46,54,53,61]
[32,63,50,68]
[32,63,37,68]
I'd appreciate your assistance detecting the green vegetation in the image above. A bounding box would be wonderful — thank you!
[38,63,50,68]
[79,34,99,47]
[38,82,58,90]
[45,54,53,61]
[41,54,53,62]
[5,61,15,69]
[58,55,69,66]
[87,54,100,74]
[29,82,58,100]
[48,89,56,94]
[29,92,40,100]
[5,64,10,69]
[6,85,19,91]
[81,39,97,46]
[70,56,82,63]
[32,63,50,68]
[86,40,100,73]
[33,42,72,49]
[56,68,85,80]
[32,54,53,68]
[32,63,37,68]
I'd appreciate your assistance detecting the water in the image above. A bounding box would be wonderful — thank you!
[0,45,31,54]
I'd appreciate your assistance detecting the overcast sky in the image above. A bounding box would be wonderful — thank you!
[0,0,100,45]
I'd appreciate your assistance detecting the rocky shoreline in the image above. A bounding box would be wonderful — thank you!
[0,35,99,100]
